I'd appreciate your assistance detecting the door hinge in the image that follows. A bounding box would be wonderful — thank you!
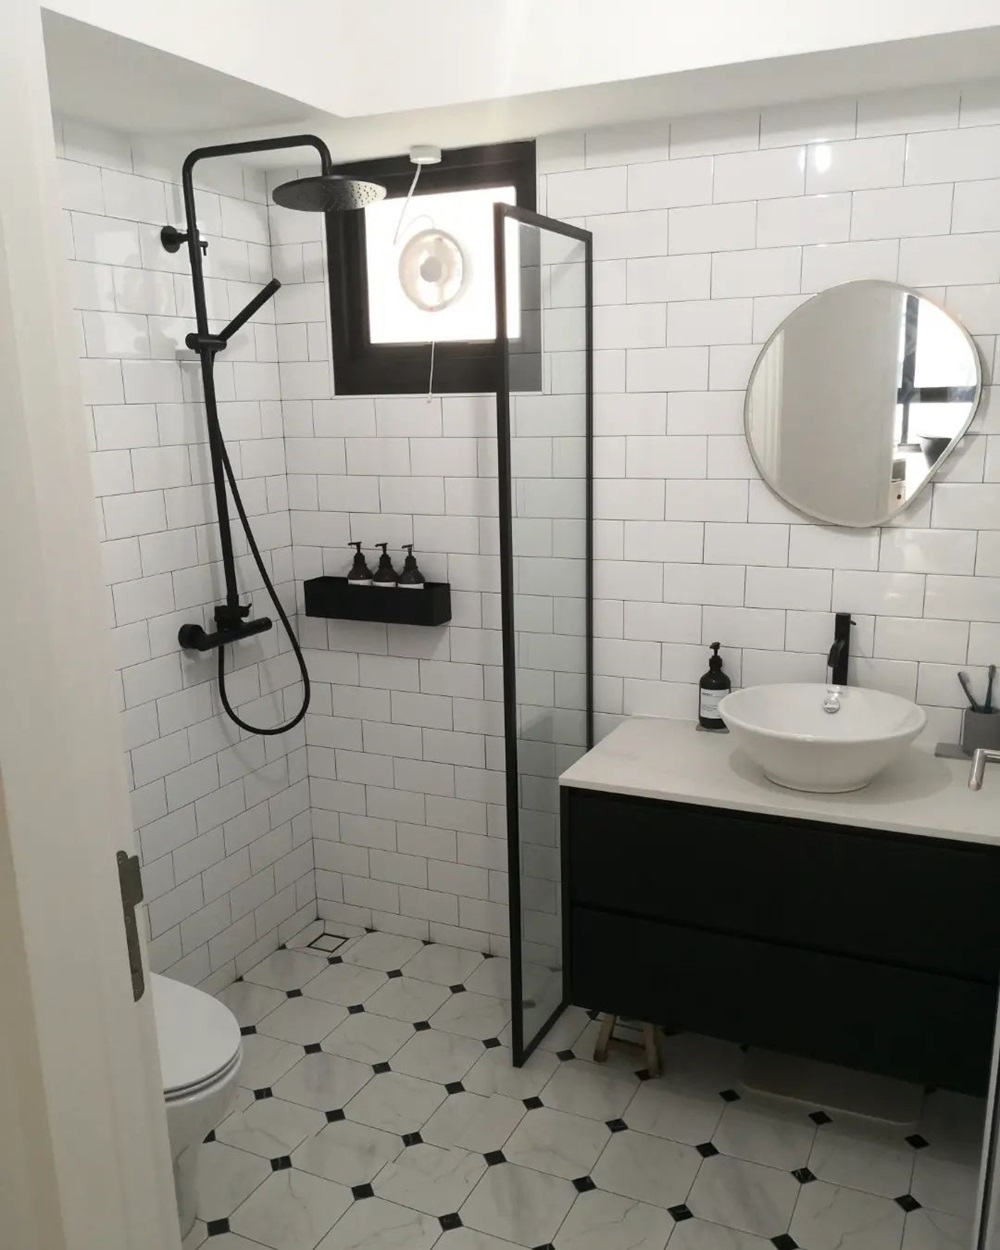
[116,850,145,1003]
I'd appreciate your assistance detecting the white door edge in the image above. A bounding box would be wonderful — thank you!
[0,5,179,1249]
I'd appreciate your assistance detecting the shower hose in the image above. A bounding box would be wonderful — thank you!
[209,361,310,737]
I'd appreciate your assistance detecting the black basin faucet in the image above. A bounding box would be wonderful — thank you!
[827,613,854,685]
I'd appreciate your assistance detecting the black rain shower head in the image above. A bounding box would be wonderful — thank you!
[272,173,385,212]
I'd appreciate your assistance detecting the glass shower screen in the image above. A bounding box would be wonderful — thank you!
[493,204,593,1063]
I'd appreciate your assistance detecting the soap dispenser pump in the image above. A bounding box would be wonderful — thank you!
[398,544,425,590]
[372,543,398,589]
[698,642,731,730]
[346,541,372,587]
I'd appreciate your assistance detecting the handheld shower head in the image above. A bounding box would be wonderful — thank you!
[272,173,385,212]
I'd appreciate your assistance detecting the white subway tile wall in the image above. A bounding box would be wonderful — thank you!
[61,82,1000,967]
[270,84,1000,949]
[58,118,314,991]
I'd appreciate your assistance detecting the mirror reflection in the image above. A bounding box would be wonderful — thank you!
[746,280,981,528]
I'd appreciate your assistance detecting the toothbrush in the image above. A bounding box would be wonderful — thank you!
[959,671,980,712]
[986,664,996,714]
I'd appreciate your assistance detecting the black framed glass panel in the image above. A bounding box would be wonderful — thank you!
[494,203,593,1064]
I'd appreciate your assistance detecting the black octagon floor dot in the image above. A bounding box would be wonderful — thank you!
[348,1003,366,1014]
[402,1131,423,1147]
[719,1089,741,1103]
[351,1183,374,1200]
[772,1236,798,1250]
[372,1062,392,1074]
[792,1167,816,1184]
[809,1110,832,1125]
[387,969,403,979]
[304,1042,322,1054]
[906,1134,930,1150]
[326,1109,345,1122]
[445,1081,465,1095]
[697,1142,719,1158]
[572,1176,596,1193]
[896,1195,922,1212]
[484,1150,506,1166]
[270,1156,291,1171]
[285,988,303,999]
[439,1213,463,1230]
[668,1204,693,1222]
[253,1087,273,1101]
[606,1118,628,1132]
[483,1037,502,1048]
[523,1096,544,1110]
[206,1218,230,1236]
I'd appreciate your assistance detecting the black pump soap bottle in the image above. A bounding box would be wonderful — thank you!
[698,642,731,730]
[372,543,398,589]
[347,541,372,587]
[398,545,425,590]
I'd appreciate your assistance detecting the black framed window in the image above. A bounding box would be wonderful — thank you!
[325,141,536,395]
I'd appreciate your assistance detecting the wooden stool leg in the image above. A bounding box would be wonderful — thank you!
[642,1022,662,1077]
[593,1013,616,1063]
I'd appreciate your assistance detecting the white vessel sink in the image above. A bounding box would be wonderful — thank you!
[718,684,926,793]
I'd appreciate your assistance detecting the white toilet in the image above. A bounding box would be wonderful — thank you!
[150,972,243,1237]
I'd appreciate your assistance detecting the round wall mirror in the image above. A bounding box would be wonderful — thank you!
[745,280,981,528]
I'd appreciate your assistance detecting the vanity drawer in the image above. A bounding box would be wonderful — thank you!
[570,906,996,1095]
[565,787,1000,982]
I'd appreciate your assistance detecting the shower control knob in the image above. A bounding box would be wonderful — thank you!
[160,224,208,255]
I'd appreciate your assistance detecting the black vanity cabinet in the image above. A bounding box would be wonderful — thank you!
[562,786,1000,1095]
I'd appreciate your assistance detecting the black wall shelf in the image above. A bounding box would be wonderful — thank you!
[304,576,451,626]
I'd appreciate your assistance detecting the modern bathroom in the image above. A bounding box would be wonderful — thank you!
[8,4,1000,1250]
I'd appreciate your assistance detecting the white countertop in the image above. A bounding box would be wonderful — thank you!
[559,716,1000,847]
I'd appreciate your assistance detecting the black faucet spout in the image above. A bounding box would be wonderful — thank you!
[828,613,854,685]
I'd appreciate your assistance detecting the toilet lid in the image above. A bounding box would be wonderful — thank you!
[150,973,241,1095]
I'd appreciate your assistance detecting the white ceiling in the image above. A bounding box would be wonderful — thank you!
[42,10,1000,167]
[42,12,319,135]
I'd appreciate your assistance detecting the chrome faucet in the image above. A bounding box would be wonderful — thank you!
[969,748,1000,790]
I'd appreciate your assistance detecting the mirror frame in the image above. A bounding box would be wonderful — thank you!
[744,279,983,529]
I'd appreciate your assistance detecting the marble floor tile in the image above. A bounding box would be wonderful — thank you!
[910,1150,980,1219]
[554,1189,675,1250]
[430,990,512,1040]
[918,1090,986,1160]
[390,1028,484,1085]
[625,1080,726,1147]
[314,1196,440,1250]
[321,1012,413,1064]
[421,1090,526,1154]
[236,1034,306,1091]
[711,1098,815,1170]
[181,1219,207,1249]
[243,949,328,991]
[592,1128,702,1209]
[215,1096,325,1159]
[809,1118,916,1198]
[687,1154,799,1238]
[341,931,424,972]
[256,996,349,1046]
[229,1169,352,1250]
[542,1059,637,1121]
[292,1119,402,1187]
[789,1180,905,1250]
[463,1043,559,1100]
[666,1217,773,1250]
[902,1207,973,1250]
[272,1052,372,1112]
[435,1230,530,1250]
[302,963,387,1007]
[464,957,513,1000]
[460,1161,577,1246]
[659,1032,746,1092]
[504,1106,610,1180]
[363,975,451,1023]
[373,1141,487,1215]
[211,936,986,1250]
[535,1005,592,1054]
[217,981,286,1027]
[402,943,485,987]
[196,1236,273,1250]
[344,1070,446,1135]
[196,1142,270,1223]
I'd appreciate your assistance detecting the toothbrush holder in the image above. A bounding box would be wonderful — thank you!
[961,709,1000,752]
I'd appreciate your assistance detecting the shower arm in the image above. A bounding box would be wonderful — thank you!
[176,134,334,626]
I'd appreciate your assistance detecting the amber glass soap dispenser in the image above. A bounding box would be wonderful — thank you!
[698,641,730,730]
